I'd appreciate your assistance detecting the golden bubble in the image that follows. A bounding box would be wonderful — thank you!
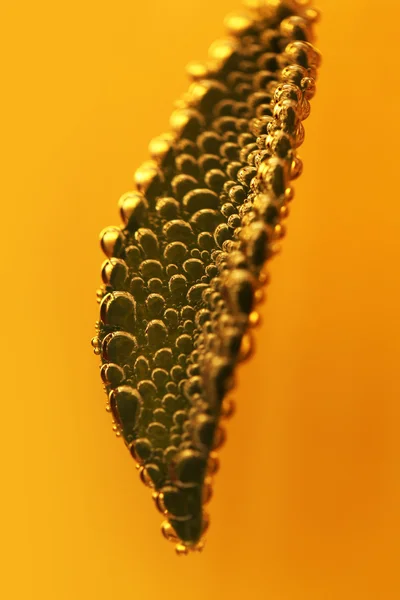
[96,286,106,304]
[186,60,209,80]
[242,0,280,16]
[254,287,266,305]
[202,477,213,505]
[258,266,270,286]
[91,336,99,348]
[207,452,220,476]
[239,333,254,362]
[148,134,174,164]
[139,466,155,488]
[221,397,236,420]
[284,187,294,203]
[294,0,312,8]
[193,540,205,553]
[187,81,208,106]
[280,15,311,40]
[170,109,189,135]
[175,543,189,556]
[118,190,148,225]
[173,96,190,111]
[249,311,261,328]
[301,76,316,100]
[285,40,322,69]
[99,226,123,258]
[273,223,286,240]
[269,242,282,258]
[169,108,205,136]
[153,492,166,515]
[258,156,291,195]
[304,7,321,23]
[187,79,227,108]
[208,38,238,67]
[100,260,113,284]
[290,156,303,180]
[133,161,160,194]
[294,122,305,148]
[280,204,290,219]
[300,97,311,120]
[161,520,179,543]
[224,12,254,36]
[212,426,227,450]
[202,511,210,535]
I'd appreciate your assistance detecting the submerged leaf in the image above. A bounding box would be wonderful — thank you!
[93,0,321,553]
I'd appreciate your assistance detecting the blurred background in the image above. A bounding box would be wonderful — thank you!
[1,1,400,598]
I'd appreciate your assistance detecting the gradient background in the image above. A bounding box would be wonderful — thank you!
[2,1,400,598]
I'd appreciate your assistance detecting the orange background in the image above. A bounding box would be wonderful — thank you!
[1,1,400,598]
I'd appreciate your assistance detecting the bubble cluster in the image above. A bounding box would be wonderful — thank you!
[94,0,320,551]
